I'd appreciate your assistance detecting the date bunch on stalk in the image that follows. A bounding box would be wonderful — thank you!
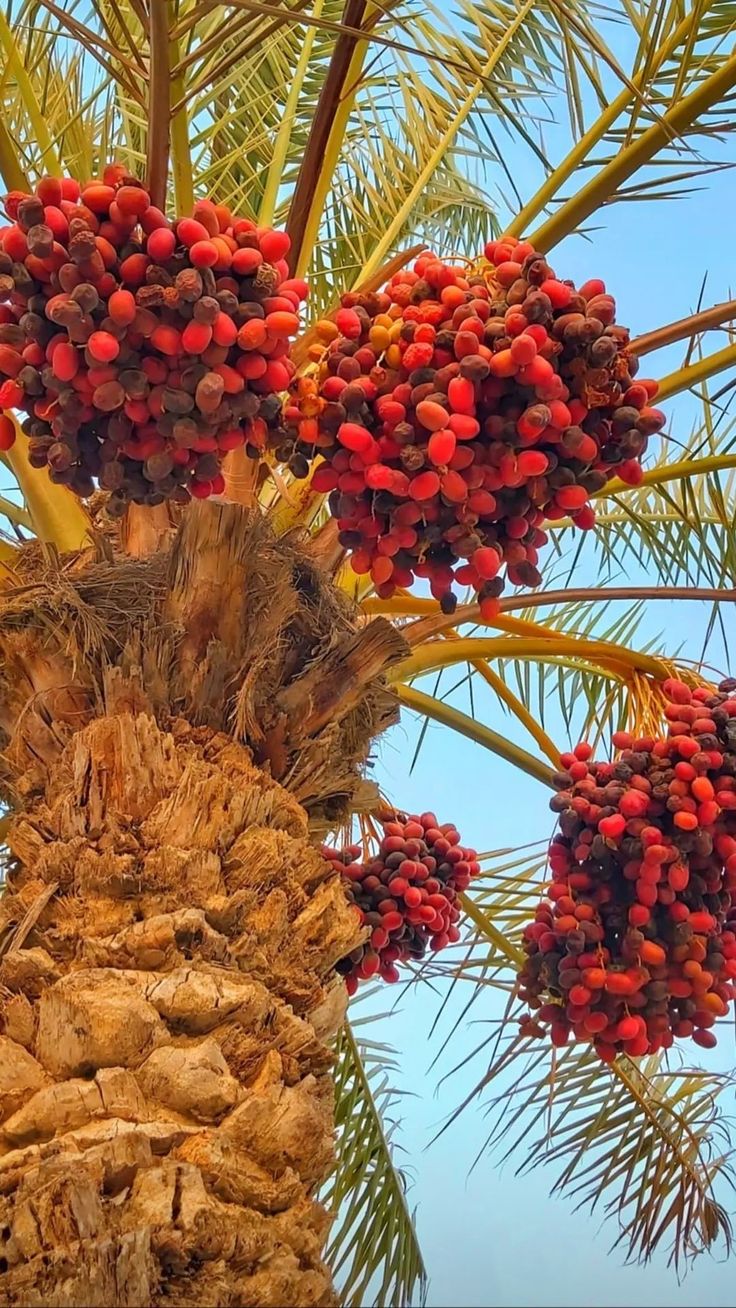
[327,810,480,991]
[519,678,736,1062]
[283,237,665,615]
[0,164,306,509]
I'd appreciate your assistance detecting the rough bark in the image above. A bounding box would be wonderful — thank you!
[0,503,406,1308]
[0,706,362,1307]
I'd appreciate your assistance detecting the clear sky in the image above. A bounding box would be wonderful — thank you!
[368,22,736,1307]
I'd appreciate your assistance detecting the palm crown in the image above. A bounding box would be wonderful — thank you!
[1,0,736,1303]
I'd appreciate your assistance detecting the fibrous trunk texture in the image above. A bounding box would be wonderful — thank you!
[0,503,407,1307]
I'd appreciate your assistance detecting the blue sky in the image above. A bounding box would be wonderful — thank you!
[367,23,736,1306]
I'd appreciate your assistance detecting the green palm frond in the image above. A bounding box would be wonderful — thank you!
[0,0,145,184]
[513,0,736,246]
[326,1018,428,1308]
[2,0,677,282]
[479,597,669,743]
[169,0,605,287]
[304,95,499,319]
[578,490,736,590]
[424,847,735,1268]
[559,399,736,591]
[465,1035,735,1269]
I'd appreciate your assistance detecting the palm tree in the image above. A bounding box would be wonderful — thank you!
[0,0,735,1303]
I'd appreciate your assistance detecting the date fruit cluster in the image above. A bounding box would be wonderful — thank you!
[284,239,664,615]
[0,165,305,508]
[327,811,479,992]
[519,679,736,1060]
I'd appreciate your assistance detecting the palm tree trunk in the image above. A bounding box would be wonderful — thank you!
[0,503,407,1307]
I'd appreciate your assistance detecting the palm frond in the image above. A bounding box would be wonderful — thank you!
[3,0,650,294]
[487,598,673,745]
[425,845,735,1269]
[388,574,722,785]
[511,0,736,246]
[388,612,684,771]
[564,400,736,591]
[325,1018,428,1308]
[467,1034,735,1269]
[394,681,558,785]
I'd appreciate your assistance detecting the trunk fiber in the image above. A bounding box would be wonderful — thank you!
[0,503,407,1307]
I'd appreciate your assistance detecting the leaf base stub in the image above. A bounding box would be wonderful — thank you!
[0,501,406,826]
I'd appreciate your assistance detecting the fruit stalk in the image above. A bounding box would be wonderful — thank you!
[390,636,669,685]
[656,345,736,402]
[395,682,557,786]
[147,0,172,210]
[369,585,736,623]
[285,0,370,277]
[603,452,736,494]
[0,117,28,193]
[630,300,736,358]
[168,4,194,216]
